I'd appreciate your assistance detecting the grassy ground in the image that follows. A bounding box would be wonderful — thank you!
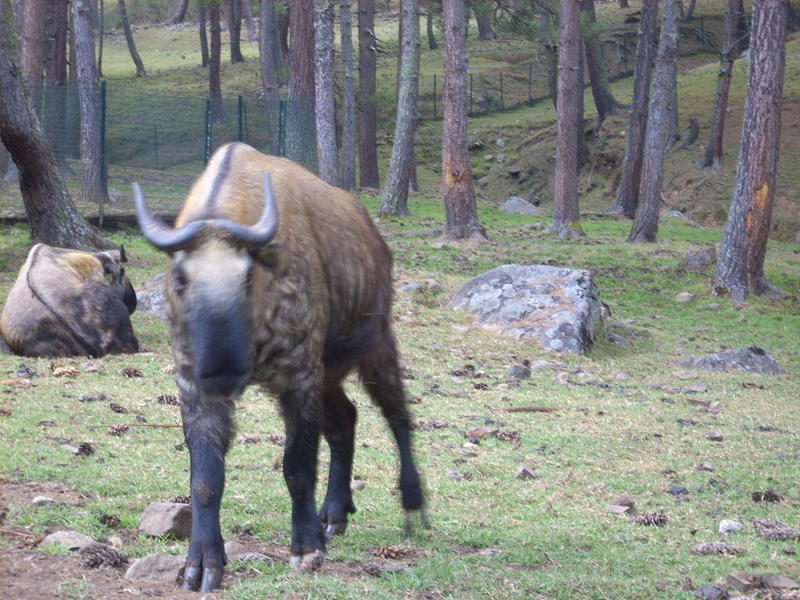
[0,197,798,598]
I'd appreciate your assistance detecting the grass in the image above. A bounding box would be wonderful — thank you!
[1,197,798,598]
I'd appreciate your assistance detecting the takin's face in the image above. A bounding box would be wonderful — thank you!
[97,253,137,315]
[169,239,256,397]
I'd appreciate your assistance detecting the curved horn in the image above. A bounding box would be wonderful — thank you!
[133,182,205,252]
[213,173,280,248]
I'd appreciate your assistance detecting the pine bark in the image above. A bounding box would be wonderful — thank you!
[119,0,145,76]
[582,0,622,124]
[0,0,109,250]
[379,0,419,216]
[426,9,437,49]
[198,3,209,68]
[547,0,584,238]
[339,0,356,189]
[314,0,338,185]
[442,0,485,241]
[714,0,787,302]
[614,0,659,218]
[21,0,45,109]
[208,1,223,110]
[698,0,740,169]
[72,0,109,207]
[358,0,379,187]
[242,0,258,42]
[473,1,496,40]
[683,0,697,21]
[229,0,244,62]
[167,0,190,24]
[628,0,679,243]
[286,0,317,169]
[259,0,283,94]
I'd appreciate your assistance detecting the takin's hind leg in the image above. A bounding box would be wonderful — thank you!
[359,338,427,533]
[319,383,358,538]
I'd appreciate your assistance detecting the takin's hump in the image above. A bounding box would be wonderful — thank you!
[448,264,603,354]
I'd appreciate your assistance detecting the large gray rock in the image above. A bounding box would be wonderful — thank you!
[136,274,168,320]
[448,264,603,354]
[500,196,541,216]
[677,346,785,375]
[125,554,184,584]
[138,502,192,539]
[41,530,95,551]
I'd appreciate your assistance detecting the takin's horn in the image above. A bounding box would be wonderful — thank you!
[212,173,279,248]
[134,182,205,252]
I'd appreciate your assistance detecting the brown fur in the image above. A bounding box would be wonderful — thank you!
[0,244,139,358]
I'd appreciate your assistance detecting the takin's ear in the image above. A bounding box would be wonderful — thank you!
[103,245,128,264]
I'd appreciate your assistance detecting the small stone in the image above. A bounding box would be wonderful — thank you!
[466,426,498,439]
[613,495,635,510]
[606,504,632,514]
[238,434,261,444]
[694,584,729,600]
[719,519,744,535]
[706,432,724,442]
[668,486,689,496]
[351,479,366,491]
[515,463,538,480]
[32,495,57,507]
[782,547,796,555]
[676,292,695,303]
[697,462,714,472]
[41,530,95,551]
[508,364,532,379]
[530,359,568,371]
[125,554,185,583]
[138,502,192,540]
[759,575,799,589]
[709,303,722,310]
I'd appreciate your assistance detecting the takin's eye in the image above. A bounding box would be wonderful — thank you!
[244,263,255,290]
[173,266,189,294]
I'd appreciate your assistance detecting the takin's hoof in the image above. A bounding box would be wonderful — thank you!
[324,521,348,539]
[182,564,223,592]
[289,549,326,572]
[404,508,431,536]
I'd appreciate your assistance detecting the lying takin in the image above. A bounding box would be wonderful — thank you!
[0,243,139,358]
[135,142,426,592]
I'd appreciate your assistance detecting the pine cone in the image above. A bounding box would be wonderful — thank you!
[630,513,667,526]
[497,430,522,444]
[156,394,179,406]
[98,513,121,528]
[372,545,412,560]
[691,541,744,555]
[751,517,800,541]
[108,424,129,436]
[79,543,128,568]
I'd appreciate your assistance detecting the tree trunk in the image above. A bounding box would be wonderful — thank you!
[259,0,283,94]
[167,0,190,24]
[72,0,109,208]
[442,0,486,241]
[577,40,587,171]
[684,0,697,21]
[537,5,558,110]
[628,0,679,243]
[618,0,629,8]
[242,0,258,42]
[358,0,379,187]
[199,3,210,68]
[473,1,496,40]
[46,0,69,82]
[613,0,659,218]
[547,0,584,238]
[286,0,317,169]
[714,0,787,302]
[97,0,104,78]
[339,0,356,189]
[208,1,223,110]
[0,0,110,250]
[379,0,419,216]
[733,0,748,55]
[698,0,740,169]
[229,0,244,62]
[314,0,338,185]
[119,0,145,76]
[581,0,622,124]
[21,0,46,110]
[426,9,437,49]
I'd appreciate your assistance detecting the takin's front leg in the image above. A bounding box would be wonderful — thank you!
[280,386,326,570]
[180,391,234,592]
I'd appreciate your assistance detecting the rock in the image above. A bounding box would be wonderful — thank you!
[669,486,690,496]
[138,502,192,539]
[495,138,506,147]
[706,432,724,442]
[224,540,250,560]
[694,584,729,600]
[677,346,785,375]
[136,274,168,320]
[125,554,184,584]
[32,495,57,507]
[683,247,717,271]
[530,359,568,371]
[697,462,714,472]
[351,478,366,491]
[468,138,484,151]
[448,264,603,354]
[606,504,633,515]
[466,426,498,439]
[41,530,95,551]
[515,463,538,480]
[500,196,541,216]
[676,291,695,303]
[719,520,744,535]
[613,495,635,510]
[508,364,531,379]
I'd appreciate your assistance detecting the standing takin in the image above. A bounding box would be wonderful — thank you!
[135,142,426,592]
[0,244,138,357]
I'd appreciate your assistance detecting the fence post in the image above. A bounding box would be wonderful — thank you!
[99,80,107,228]
[153,124,159,169]
[499,72,504,109]
[204,97,212,164]
[700,16,706,48]
[433,74,437,119]
[237,95,244,141]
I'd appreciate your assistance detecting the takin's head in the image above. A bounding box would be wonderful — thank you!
[97,247,138,315]
[134,177,278,397]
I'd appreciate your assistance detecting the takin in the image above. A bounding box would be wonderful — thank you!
[0,243,139,358]
[135,142,426,592]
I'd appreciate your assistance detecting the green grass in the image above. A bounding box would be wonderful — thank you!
[1,198,798,599]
